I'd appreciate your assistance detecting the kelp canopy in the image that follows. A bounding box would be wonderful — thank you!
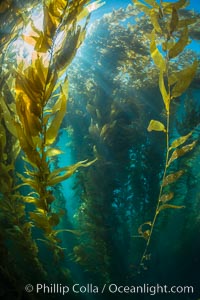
[0,0,200,299]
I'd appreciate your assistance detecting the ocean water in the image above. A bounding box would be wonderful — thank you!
[0,1,200,300]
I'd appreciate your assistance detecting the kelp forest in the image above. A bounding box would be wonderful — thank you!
[0,0,200,299]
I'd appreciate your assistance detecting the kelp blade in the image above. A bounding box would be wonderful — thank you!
[147,120,166,132]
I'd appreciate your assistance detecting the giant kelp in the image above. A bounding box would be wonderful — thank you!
[65,5,165,283]
[0,0,102,296]
[133,0,199,272]
[0,0,47,290]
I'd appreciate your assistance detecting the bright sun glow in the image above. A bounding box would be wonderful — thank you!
[12,7,44,63]
[12,1,106,64]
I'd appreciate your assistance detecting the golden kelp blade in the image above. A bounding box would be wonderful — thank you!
[171,61,198,98]
[17,173,39,191]
[43,3,58,37]
[132,0,151,14]
[169,131,192,150]
[158,204,185,214]
[143,0,159,7]
[53,25,83,77]
[168,27,188,59]
[47,158,97,186]
[29,212,52,234]
[22,34,39,48]
[169,7,179,34]
[150,9,162,33]
[47,163,85,180]
[159,192,174,203]
[150,30,166,71]
[15,71,38,101]
[159,70,170,113]
[167,140,197,166]
[22,19,42,49]
[15,93,42,137]
[44,72,58,104]
[23,196,48,212]
[55,0,66,12]
[14,121,40,166]
[147,120,166,132]
[77,0,105,21]
[34,56,48,87]
[162,40,174,52]
[23,196,37,204]
[46,148,63,157]
[162,170,184,187]
[14,119,34,150]
[0,97,17,137]
[46,84,68,146]
[161,2,175,12]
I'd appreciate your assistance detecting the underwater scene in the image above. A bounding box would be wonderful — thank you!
[0,0,200,299]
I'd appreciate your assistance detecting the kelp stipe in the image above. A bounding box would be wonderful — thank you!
[133,0,198,271]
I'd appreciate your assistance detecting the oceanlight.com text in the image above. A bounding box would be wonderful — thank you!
[25,283,194,296]
[108,283,194,295]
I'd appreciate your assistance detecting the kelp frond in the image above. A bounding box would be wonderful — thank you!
[12,0,101,260]
[0,0,101,283]
[133,0,199,271]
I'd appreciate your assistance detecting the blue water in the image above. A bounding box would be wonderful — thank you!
[91,0,200,21]
[90,0,200,54]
